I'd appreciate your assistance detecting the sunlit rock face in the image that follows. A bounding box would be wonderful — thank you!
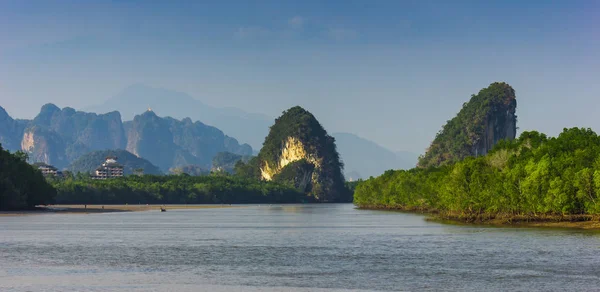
[20,126,69,168]
[260,137,319,181]
[257,106,347,202]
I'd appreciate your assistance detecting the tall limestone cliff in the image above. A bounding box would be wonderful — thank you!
[126,110,253,171]
[255,106,347,202]
[18,104,127,168]
[33,104,127,150]
[0,104,252,171]
[21,125,69,168]
[418,82,517,168]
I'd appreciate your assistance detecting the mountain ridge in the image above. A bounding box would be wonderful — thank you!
[0,104,252,172]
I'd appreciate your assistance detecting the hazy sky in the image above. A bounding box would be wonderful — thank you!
[0,0,599,153]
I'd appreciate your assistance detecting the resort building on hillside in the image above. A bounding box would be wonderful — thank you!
[33,162,62,177]
[92,156,124,179]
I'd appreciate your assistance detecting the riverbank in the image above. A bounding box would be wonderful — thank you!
[0,204,236,216]
[357,205,600,230]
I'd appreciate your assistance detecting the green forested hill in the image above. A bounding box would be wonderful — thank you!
[355,128,600,219]
[67,149,162,175]
[239,106,348,202]
[0,144,56,210]
[418,82,517,168]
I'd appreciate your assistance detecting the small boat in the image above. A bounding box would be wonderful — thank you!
[160,207,166,212]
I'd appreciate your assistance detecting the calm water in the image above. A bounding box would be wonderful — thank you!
[1,204,600,291]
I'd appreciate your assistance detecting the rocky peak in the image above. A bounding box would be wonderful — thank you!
[126,110,253,171]
[256,106,347,202]
[418,82,517,168]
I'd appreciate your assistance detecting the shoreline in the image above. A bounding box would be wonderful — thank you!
[0,204,237,216]
[356,205,600,230]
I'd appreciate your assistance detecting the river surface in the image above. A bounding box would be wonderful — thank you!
[1,204,600,291]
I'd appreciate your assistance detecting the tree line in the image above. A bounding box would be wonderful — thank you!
[354,128,600,219]
[0,144,56,210]
[50,173,310,205]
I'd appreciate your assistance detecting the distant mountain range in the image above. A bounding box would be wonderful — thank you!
[0,104,252,171]
[87,85,418,177]
[0,85,418,177]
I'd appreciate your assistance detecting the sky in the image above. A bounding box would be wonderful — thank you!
[0,0,599,154]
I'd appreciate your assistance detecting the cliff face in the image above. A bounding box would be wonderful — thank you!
[256,106,347,202]
[21,126,69,168]
[418,82,517,168]
[34,104,127,150]
[17,104,128,168]
[126,110,178,170]
[0,106,26,152]
[472,105,517,156]
[126,110,253,171]
[260,136,319,180]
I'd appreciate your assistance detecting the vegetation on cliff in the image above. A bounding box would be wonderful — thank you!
[0,144,56,210]
[418,82,517,168]
[355,128,600,220]
[237,106,348,202]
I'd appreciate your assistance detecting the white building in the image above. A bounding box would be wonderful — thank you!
[92,156,124,179]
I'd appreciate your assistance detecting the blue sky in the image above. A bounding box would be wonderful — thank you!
[0,0,598,153]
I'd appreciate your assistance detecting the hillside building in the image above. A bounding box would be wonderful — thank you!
[92,156,124,179]
[33,162,62,177]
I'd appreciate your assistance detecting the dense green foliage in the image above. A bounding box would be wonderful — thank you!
[255,106,349,202]
[356,128,600,218]
[418,82,517,168]
[234,157,261,179]
[0,144,56,210]
[51,174,309,204]
[68,149,162,175]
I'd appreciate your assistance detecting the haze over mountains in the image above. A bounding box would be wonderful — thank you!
[85,84,272,150]
[85,85,418,177]
[0,84,417,178]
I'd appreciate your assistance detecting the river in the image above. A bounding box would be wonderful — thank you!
[1,204,600,291]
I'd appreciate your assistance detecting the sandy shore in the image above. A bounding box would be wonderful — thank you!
[0,204,235,216]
